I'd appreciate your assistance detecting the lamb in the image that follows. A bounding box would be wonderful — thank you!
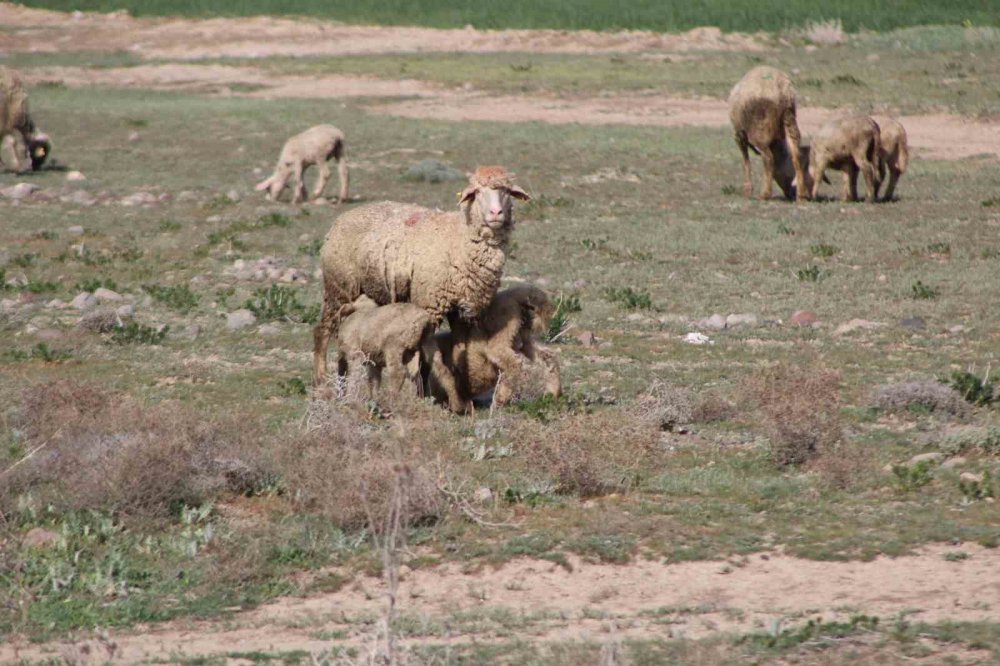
[0,66,51,173]
[809,114,882,203]
[424,284,562,413]
[728,66,810,201]
[872,116,908,201]
[334,296,436,398]
[255,124,348,204]
[312,165,530,386]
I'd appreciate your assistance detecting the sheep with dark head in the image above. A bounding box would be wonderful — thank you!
[1,66,51,173]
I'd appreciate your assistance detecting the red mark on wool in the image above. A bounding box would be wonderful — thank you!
[404,213,422,227]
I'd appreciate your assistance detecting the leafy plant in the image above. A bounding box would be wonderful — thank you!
[604,286,652,310]
[545,292,582,342]
[10,253,39,268]
[143,283,200,314]
[298,239,323,256]
[946,370,995,406]
[891,460,934,492]
[958,471,995,501]
[831,73,865,86]
[720,184,737,196]
[159,219,183,232]
[277,377,308,396]
[32,230,58,241]
[245,284,318,323]
[777,223,795,235]
[796,264,822,282]
[809,242,839,258]
[109,322,169,345]
[911,280,939,299]
[76,277,118,293]
[5,343,72,363]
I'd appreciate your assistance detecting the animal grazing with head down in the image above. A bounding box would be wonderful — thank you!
[728,66,810,202]
[872,115,908,201]
[255,124,348,204]
[424,284,562,414]
[312,166,530,386]
[0,66,51,173]
[809,114,882,203]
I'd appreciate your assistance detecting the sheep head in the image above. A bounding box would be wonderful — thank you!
[459,166,530,231]
[28,132,50,171]
[775,143,813,200]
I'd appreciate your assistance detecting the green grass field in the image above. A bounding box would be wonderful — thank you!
[17,0,1000,32]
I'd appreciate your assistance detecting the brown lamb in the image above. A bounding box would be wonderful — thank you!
[0,66,51,173]
[872,115,909,201]
[809,114,882,203]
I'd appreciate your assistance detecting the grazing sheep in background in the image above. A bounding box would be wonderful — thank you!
[728,66,810,201]
[424,284,562,413]
[872,116,908,201]
[334,296,436,398]
[0,66,51,173]
[313,166,530,386]
[255,124,348,204]
[809,114,882,203]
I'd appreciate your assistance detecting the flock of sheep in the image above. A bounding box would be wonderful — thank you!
[2,61,911,413]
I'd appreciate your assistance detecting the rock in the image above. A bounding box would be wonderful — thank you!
[61,190,98,207]
[699,313,727,330]
[2,182,40,200]
[22,527,60,549]
[576,331,596,347]
[177,324,201,340]
[908,452,944,466]
[900,316,926,331]
[227,309,257,331]
[949,325,966,334]
[226,189,241,203]
[682,332,713,345]
[67,225,85,235]
[66,170,86,182]
[279,268,307,283]
[0,298,17,313]
[941,457,968,470]
[93,287,123,302]
[128,130,141,142]
[790,310,819,327]
[725,313,758,328]
[833,318,883,336]
[46,299,65,309]
[626,312,645,322]
[473,487,494,505]
[206,215,222,223]
[258,323,280,336]
[960,472,985,484]
[177,190,198,202]
[70,292,98,310]
[120,191,158,207]
[115,304,135,318]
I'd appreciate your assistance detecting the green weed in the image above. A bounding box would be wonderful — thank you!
[796,264,822,282]
[546,292,582,342]
[143,283,200,314]
[244,284,318,323]
[946,370,995,406]
[604,286,652,310]
[891,460,935,492]
[809,242,839,258]
[911,280,939,299]
[109,322,169,345]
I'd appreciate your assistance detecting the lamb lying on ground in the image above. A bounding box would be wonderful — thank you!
[809,114,882,203]
[872,116,908,201]
[313,166,530,386]
[333,296,436,398]
[0,66,51,173]
[256,124,348,204]
[424,284,561,414]
[728,66,810,201]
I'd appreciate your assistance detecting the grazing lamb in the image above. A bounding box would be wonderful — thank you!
[872,116,908,201]
[729,66,810,201]
[809,114,882,203]
[424,284,562,413]
[313,166,530,386]
[255,124,348,204]
[334,296,436,398]
[0,66,51,173]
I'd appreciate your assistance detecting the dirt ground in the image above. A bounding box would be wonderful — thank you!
[3,543,998,663]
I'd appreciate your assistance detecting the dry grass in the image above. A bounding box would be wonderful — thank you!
[872,381,970,417]
[742,361,843,466]
[802,19,847,46]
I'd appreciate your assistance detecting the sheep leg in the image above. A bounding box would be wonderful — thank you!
[537,346,562,398]
[883,167,901,202]
[312,283,343,387]
[313,160,331,200]
[735,133,753,198]
[783,107,809,201]
[875,158,887,200]
[336,354,349,398]
[290,162,306,204]
[810,158,829,200]
[333,142,349,204]
[758,145,775,200]
[856,148,878,204]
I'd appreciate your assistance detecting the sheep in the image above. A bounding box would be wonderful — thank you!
[424,284,562,413]
[312,165,530,386]
[0,66,51,173]
[728,66,810,202]
[809,114,882,203]
[255,124,348,205]
[333,296,436,398]
[872,116,908,201]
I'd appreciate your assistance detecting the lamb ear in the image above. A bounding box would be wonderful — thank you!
[458,185,478,204]
[507,185,531,201]
[255,177,273,191]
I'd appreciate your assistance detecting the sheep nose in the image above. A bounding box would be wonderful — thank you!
[489,207,502,217]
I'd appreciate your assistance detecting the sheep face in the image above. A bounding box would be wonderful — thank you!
[28,133,50,171]
[460,184,530,230]
[775,144,813,200]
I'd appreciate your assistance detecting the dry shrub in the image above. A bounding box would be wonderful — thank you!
[280,399,445,530]
[743,362,842,466]
[508,408,661,497]
[2,380,271,519]
[811,438,878,490]
[691,391,736,424]
[802,18,846,46]
[633,381,692,432]
[77,309,124,334]
[872,381,970,417]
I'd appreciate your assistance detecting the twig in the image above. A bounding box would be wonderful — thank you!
[436,479,520,529]
[0,428,62,479]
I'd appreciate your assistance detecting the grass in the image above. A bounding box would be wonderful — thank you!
[16,0,1000,32]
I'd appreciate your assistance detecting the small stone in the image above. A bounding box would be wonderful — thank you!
[725,313,758,328]
[900,316,926,331]
[790,310,819,327]
[22,527,60,549]
[258,323,281,336]
[93,287,123,302]
[0,298,17,313]
[177,190,198,202]
[279,268,307,283]
[128,130,141,142]
[61,190,98,207]
[940,457,967,470]
[2,182,40,200]
[473,487,493,505]
[46,299,65,308]
[70,292,98,310]
[66,170,86,182]
[833,318,882,336]
[120,191,158,207]
[949,325,966,334]
[226,189,241,203]
[227,309,257,331]
[298,233,311,242]
[877,274,887,283]
[206,215,222,223]
[572,279,588,289]
[116,304,135,318]
[576,331,596,347]
[699,314,727,330]
[682,332,712,345]
[960,472,985,484]
[67,225,85,235]
[908,452,944,466]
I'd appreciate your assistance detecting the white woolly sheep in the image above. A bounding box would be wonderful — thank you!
[424,284,562,413]
[312,166,530,386]
[728,66,810,201]
[255,124,348,204]
[334,296,436,398]
[0,66,51,173]
[809,114,882,203]
[872,116,908,201]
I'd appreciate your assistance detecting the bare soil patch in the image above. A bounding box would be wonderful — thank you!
[3,543,998,663]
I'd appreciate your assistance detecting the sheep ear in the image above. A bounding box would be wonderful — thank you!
[255,178,272,191]
[459,185,478,204]
[507,185,531,201]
